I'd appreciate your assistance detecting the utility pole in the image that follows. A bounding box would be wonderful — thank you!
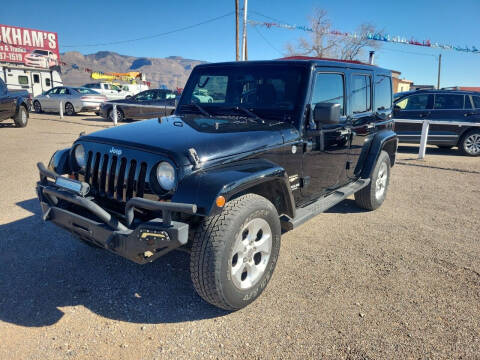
[241,0,248,61]
[235,0,239,61]
[437,54,442,89]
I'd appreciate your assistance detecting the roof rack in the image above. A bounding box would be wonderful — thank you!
[278,56,373,66]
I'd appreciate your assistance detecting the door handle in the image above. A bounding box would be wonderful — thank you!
[464,112,474,117]
[419,112,430,118]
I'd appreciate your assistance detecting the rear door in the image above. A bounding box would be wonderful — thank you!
[130,90,156,118]
[393,93,433,143]
[471,95,480,124]
[301,69,350,201]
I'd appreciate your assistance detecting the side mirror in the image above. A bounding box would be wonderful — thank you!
[313,102,341,125]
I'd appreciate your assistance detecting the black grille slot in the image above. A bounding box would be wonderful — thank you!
[125,160,137,200]
[107,156,118,197]
[85,151,93,183]
[137,162,147,198]
[91,153,101,191]
[99,154,109,194]
[116,157,127,201]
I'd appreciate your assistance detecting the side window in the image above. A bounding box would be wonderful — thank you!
[45,78,51,87]
[434,94,464,109]
[33,74,40,83]
[395,94,432,110]
[473,96,480,109]
[351,74,371,113]
[58,87,67,95]
[47,87,58,95]
[374,75,392,110]
[18,75,29,85]
[464,96,473,109]
[103,84,109,90]
[311,73,344,115]
[134,90,155,101]
[156,90,166,100]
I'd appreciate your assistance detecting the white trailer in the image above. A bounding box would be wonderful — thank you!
[0,64,63,97]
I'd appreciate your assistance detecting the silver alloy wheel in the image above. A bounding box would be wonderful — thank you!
[464,134,480,155]
[21,107,27,123]
[65,103,74,115]
[230,217,272,290]
[375,161,388,200]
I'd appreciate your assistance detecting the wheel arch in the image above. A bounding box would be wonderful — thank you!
[172,159,296,219]
[358,129,398,179]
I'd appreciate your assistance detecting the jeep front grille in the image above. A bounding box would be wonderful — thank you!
[80,151,149,202]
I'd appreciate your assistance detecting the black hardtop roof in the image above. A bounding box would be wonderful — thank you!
[195,58,391,76]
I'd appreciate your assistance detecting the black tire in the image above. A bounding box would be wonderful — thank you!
[190,193,281,310]
[33,100,42,113]
[13,105,28,128]
[436,145,453,149]
[354,150,391,211]
[459,129,480,156]
[108,108,124,122]
[64,102,75,116]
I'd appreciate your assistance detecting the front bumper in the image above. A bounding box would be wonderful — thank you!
[36,162,197,264]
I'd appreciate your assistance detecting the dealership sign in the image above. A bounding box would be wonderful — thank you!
[0,24,60,69]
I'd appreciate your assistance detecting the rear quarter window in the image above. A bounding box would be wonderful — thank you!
[374,75,392,110]
[473,96,480,109]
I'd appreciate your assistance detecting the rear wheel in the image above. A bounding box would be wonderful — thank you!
[355,150,391,210]
[190,194,281,310]
[65,102,75,116]
[108,108,124,122]
[14,105,28,128]
[33,100,42,113]
[459,130,480,156]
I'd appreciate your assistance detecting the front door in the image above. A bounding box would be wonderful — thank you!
[301,70,350,202]
[30,72,43,97]
[393,93,434,143]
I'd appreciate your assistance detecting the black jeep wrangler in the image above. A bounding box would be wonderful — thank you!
[36,58,397,310]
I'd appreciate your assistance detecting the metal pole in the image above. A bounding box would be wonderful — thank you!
[59,101,63,119]
[241,0,248,61]
[112,104,118,126]
[235,0,239,61]
[418,120,430,159]
[437,54,442,89]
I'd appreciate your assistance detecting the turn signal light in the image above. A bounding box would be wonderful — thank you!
[216,196,226,208]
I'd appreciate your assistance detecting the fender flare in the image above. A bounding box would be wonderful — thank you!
[48,148,71,175]
[358,129,398,179]
[172,158,296,218]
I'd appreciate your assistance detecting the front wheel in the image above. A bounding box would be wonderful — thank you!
[64,102,75,116]
[190,194,281,310]
[33,100,42,113]
[108,108,124,122]
[14,105,28,128]
[459,130,480,156]
[355,150,391,210]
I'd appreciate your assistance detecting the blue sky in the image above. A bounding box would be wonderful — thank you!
[1,0,479,87]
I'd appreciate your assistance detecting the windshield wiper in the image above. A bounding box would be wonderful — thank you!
[231,106,265,124]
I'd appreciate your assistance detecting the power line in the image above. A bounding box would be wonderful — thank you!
[63,11,234,48]
[252,25,283,56]
[379,46,438,58]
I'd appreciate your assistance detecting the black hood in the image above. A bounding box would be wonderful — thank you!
[79,115,294,166]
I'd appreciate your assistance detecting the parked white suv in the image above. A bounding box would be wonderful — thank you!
[82,82,130,100]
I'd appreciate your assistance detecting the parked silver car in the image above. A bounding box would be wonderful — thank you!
[33,86,107,115]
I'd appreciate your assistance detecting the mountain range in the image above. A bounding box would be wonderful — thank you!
[60,51,207,89]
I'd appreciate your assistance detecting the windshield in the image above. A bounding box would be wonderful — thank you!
[75,87,100,94]
[178,64,309,125]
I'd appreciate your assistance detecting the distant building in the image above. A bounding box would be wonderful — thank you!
[442,86,480,92]
[412,84,435,90]
[391,70,414,93]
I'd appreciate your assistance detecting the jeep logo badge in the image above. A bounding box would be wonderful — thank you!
[109,147,122,156]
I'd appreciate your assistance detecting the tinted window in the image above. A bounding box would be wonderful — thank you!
[57,88,68,95]
[311,73,344,115]
[134,90,155,101]
[434,94,464,109]
[75,87,99,94]
[18,75,29,85]
[374,75,392,110]
[46,87,58,95]
[45,78,51,87]
[473,96,480,109]
[352,75,371,113]
[33,74,40,83]
[395,94,432,110]
[464,96,473,109]
[103,84,109,89]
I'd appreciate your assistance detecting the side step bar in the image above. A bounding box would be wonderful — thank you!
[281,178,370,232]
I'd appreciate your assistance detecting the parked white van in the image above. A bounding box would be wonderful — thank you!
[0,65,63,97]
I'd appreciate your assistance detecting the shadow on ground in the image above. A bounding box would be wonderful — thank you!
[0,199,227,327]
[326,199,368,214]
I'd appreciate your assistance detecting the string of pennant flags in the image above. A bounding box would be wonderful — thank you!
[248,19,480,54]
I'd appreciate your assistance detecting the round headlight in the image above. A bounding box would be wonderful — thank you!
[156,162,175,191]
[74,144,86,170]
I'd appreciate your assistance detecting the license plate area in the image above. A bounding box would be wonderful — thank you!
[55,176,86,195]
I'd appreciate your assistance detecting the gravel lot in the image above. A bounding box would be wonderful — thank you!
[0,113,479,359]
